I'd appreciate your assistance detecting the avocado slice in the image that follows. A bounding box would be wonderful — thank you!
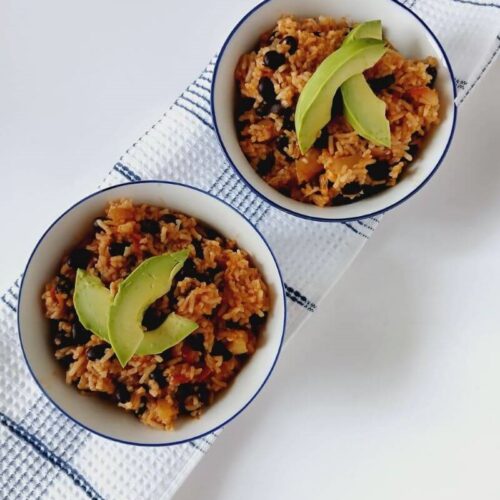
[295,38,387,154]
[73,251,198,366]
[344,20,382,44]
[108,250,190,367]
[340,21,391,147]
[74,269,111,342]
[135,312,198,356]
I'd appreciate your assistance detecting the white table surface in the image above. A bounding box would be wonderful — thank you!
[2,1,500,499]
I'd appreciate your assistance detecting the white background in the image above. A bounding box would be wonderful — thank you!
[2,1,500,499]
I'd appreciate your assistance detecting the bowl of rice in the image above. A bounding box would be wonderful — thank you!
[18,181,286,446]
[211,0,457,221]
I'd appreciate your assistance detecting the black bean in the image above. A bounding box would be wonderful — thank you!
[206,226,221,240]
[192,239,204,259]
[93,218,106,233]
[56,275,73,294]
[185,333,205,352]
[256,155,275,176]
[258,77,276,102]
[53,332,73,348]
[140,219,160,235]
[211,341,232,361]
[249,313,267,333]
[426,66,437,88]
[362,184,388,196]
[237,96,256,114]
[276,136,289,156]
[175,383,209,411]
[58,354,74,369]
[160,213,177,224]
[368,74,396,93]
[135,396,147,416]
[49,319,60,335]
[68,248,93,269]
[206,267,221,282]
[108,241,129,257]
[237,353,250,363]
[342,182,362,195]
[115,382,131,403]
[282,36,298,55]
[367,161,391,181]
[197,383,210,405]
[193,268,217,285]
[269,101,284,115]
[255,101,272,117]
[408,143,419,159]
[160,348,172,361]
[87,344,107,361]
[142,307,166,331]
[236,119,250,138]
[150,367,167,388]
[175,383,196,412]
[331,90,343,118]
[282,107,295,131]
[264,50,286,70]
[313,128,329,149]
[72,321,92,345]
[176,258,197,280]
[332,194,353,206]
[225,320,243,329]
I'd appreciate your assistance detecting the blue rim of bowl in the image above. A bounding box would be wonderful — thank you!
[211,0,458,222]
[17,180,287,447]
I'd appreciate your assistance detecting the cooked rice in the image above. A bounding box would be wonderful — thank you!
[235,15,440,206]
[42,199,270,430]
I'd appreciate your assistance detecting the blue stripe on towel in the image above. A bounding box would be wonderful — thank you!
[174,101,214,130]
[356,220,376,232]
[460,36,500,103]
[451,0,500,8]
[342,222,369,239]
[186,87,212,107]
[188,442,205,453]
[1,295,16,312]
[177,95,212,120]
[254,204,271,227]
[197,75,213,86]
[0,411,103,500]
[284,284,316,312]
[191,81,212,96]
[113,162,142,182]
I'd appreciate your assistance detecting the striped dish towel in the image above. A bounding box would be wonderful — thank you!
[1,1,499,498]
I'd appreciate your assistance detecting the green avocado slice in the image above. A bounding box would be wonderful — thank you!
[340,21,391,147]
[108,249,192,367]
[295,38,387,154]
[344,20,382,44]
[74,269,111,342]
[135,313,198,356]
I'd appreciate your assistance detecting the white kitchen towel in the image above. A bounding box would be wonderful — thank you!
[1,1,499,499]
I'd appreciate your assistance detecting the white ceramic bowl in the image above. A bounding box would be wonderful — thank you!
[18,181,286,446]
[212,0,457,221]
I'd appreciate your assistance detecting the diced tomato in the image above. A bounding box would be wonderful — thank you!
[171,371,191,385]
[195,366,212,382]
[181,346,199,364]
